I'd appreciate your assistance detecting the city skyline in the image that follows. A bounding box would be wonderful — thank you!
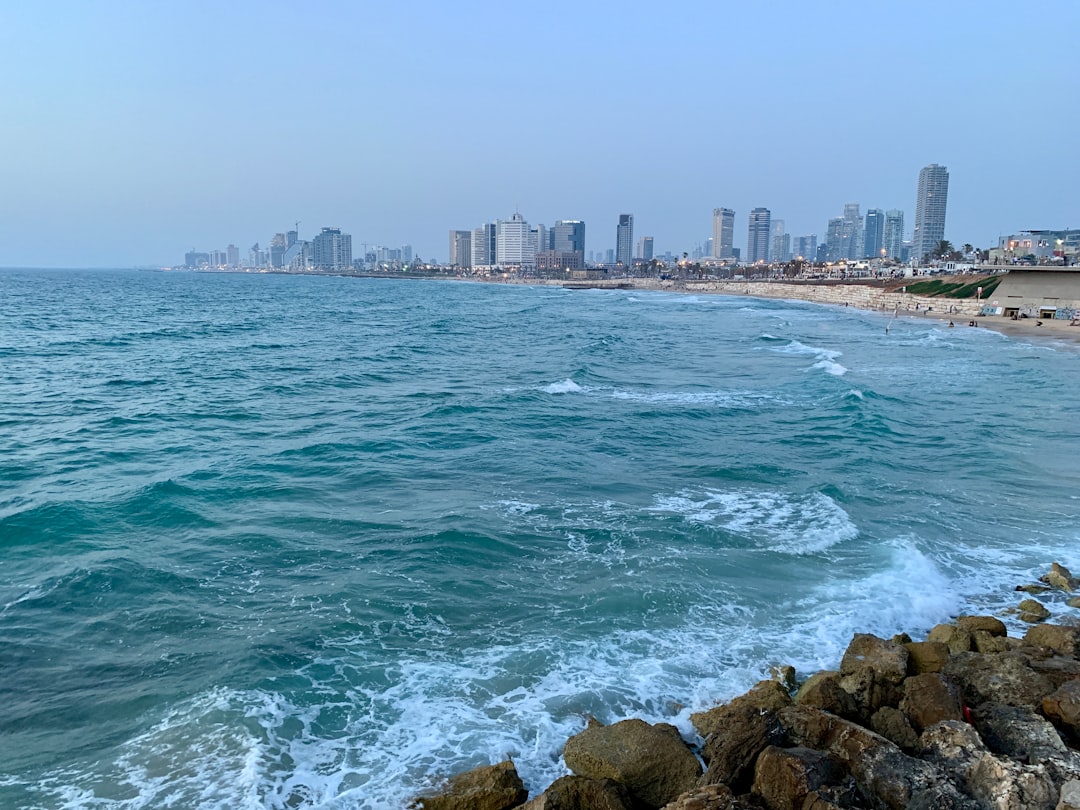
[2,2,1077,267]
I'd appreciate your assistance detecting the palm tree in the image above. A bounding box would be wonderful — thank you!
[936,240,955,260]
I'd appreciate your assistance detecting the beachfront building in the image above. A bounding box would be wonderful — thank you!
[883,210,905,261]
[616,214,634,267]
[771,220,789,263]
[496,213,534,270]
[449,230,472,268]
[551,220,586,263]
[747,207,771,264]
[990,230,1080,266]
[712,207,735,259]
[637,236,654,261]
[471,223,497,268]
[983,267,1080,320]
[913,164,949,262]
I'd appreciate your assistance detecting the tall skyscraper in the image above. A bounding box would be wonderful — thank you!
[496,213,534,268]
[616,214,633,267]
[913,163,949,261]
[637,236,654,261]
[712,208,735,259]
[311,227,352,271]
[770,220,789,263]
[551,220,585,261]
[795,235,817,261]
[449,230,472,267]
[843,203,864,259]
[747,208,771,263]
[883,209,905,260]
[864,209,884,259]
[472,223,496,267]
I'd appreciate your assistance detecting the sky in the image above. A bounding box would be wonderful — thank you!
[1,0,1078,267]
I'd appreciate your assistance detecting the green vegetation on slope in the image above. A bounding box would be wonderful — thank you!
[904,276,1002,299]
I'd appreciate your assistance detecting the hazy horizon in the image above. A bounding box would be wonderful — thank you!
[3,1,1077,267]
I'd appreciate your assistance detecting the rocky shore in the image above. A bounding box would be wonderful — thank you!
[416,564,1080,810]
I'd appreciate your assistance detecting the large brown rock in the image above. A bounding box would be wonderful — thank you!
[1043,680,1080,739]
[777,705,975,809]
[692,679,792,740]
[904,641,951,675]
[927,624,973,654]
[1020,598,1052,623]
[919,720,1056,810]
[869,707,919,752]
[793,671,859,720]
[943,651,1054,709]
[751,746,845,810]
[563,719,701,809]
[658,784,734,810]
[1028,656,1080,690]
[698,704,785,791]
[900,673,963,733]
[518,775,634,810]
[1041,562,1079,592]
[1025,624,1080,658]
[417,760,528,810]
[838,634,909,718]
[971,629,1010,654]
[956,615,1008,637]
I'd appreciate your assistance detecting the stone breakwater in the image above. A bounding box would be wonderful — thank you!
[416,564,1080,810]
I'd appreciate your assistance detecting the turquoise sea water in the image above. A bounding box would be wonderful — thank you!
[1,269,1079,808]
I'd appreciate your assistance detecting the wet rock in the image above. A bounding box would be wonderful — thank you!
[870,706,919,752]
[1043,681,1080,740]
[838,634,909,718]
[1068,597,1080,609]
[920,720,1056,810]
[1018,584,1052,595]
[692,680,792,740]
[698,704,785,792]
[519,775,634,810]
[1025,624,1080,658]
[972,629,1010,654]
[416,760,528,810]
[957,615,1008,637]
[770,665,797,693]
[904,641,951,674]
[564,719,701,809]
[751,746,845,810]
[778,705,974,809]
[1041,563,1079,593]
[900,673,963,733]
[1021,599,1052,623]
[927,623,974,654]
[944,651,1054,709]
[793,671,859,720]
[658,783,734,810]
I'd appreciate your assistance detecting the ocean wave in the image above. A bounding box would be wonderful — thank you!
[542,379,583,394]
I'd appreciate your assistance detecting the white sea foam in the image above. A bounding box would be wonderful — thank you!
[543,379,583,394]
[812,359,848,376]
[608,388,789,409]
[649,487,858,555]
[773,340,848,376]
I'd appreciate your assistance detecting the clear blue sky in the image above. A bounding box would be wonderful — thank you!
[2,0,1077,266]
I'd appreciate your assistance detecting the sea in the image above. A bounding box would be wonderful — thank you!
[1,268,1078,809]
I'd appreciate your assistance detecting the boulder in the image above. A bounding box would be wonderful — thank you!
[1018,584,1052,595]
[777,705,975,809]
[1021,599,1052,623]
[943,651,1054,709]
[1026,625,1080,658]
[793,671,859,720]
[751,746,845,810]
[1029,656,1080,690]
[869,706,919,752]
[900,673,963,733]
[658,784,733,810]
[692,679,792,739]
[927,624,973,655]
[957,615,1008,637]
[698,704,785,791]
[518,775,634,810]
[564,719,701,809]
[770,665,797,693]
[904,641,951,675]
[1043,681,1080,740]
[919,720,1056,810]
[975,703,1069,762]
[1068,597,1080,609]
[417,760,528,810]
[838,634,909,718]
[1059,779,1080,810]
[1041,563,1079,593]
[972,630,1010,654]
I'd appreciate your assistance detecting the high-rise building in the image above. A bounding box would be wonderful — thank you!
[270,233,288,268]
[747,208,771,263]
[472,223,496,267]
[794,235,817,261]
[883,209,905,260]
[843,203,864,259]
[616,214,634,267]
[226,244,239,267]
[496,213,534,268]
[312,227,352,271]
[913,163,949,262]
[551,220,586,261]
[449,230,472,267]
[771,220,789,263]
[712,208,735,259]
[637,236,654,261]
[864,209,884,259]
